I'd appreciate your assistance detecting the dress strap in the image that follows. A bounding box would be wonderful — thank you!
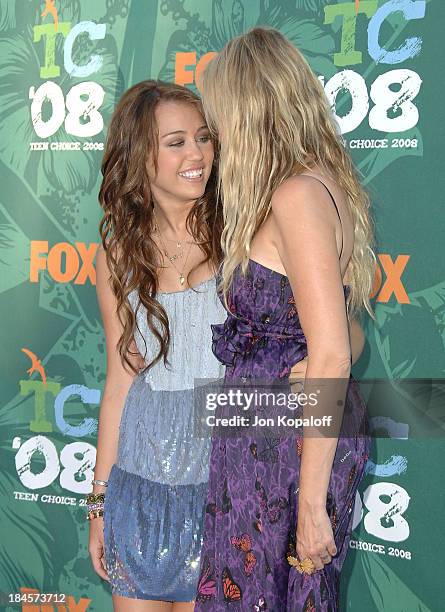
[301,174,344,259]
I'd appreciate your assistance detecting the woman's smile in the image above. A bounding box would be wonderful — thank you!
[178,166,204,181]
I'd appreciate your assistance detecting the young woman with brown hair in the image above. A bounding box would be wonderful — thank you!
[88,80,225,611]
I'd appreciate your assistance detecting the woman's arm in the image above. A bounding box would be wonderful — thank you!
[290,318,365,379]
[272,175,352,570]
[93,248,139,491]
[88,248,140,580]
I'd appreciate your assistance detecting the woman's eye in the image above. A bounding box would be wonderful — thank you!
[168,136,210,147]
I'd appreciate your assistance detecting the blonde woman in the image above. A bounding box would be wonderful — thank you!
[195,28,373,611]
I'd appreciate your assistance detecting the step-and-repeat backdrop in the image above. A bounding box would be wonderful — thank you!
[0,1,443,610]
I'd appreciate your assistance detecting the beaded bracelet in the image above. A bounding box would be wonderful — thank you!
[87,503,104,512]
[87,509,104,521]
[86,492,105,521]
[86,492,105,504]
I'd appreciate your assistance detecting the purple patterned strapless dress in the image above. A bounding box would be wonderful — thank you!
[194,260,370,611]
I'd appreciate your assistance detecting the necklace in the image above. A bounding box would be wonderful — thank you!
[162,239,184,263]
[153,208,193,286]
[161,235,193,249]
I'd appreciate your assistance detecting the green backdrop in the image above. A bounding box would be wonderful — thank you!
[0,1,443,610]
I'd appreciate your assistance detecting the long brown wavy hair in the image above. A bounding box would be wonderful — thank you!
[99,80,222,373]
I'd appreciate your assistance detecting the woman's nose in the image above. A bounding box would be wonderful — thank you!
[186,139,204,159]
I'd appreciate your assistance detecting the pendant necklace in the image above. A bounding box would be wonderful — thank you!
[153,209,193,286]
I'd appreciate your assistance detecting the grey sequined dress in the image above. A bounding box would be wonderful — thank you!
[103,277,226,601]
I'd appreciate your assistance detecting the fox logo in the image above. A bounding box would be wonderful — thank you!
[29,241,98,285]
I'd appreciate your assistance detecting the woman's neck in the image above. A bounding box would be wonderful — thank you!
[152,200,194,236]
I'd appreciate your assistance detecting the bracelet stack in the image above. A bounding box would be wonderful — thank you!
[86,492,105,520]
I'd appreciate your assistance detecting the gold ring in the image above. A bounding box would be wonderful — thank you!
[286,555,316,575]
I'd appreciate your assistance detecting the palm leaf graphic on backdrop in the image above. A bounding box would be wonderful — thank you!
[0,218,29,295]
[0,0,15,30]
[360,552,432,612]
[0,470,54,591]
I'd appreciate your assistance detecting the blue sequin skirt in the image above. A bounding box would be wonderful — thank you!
[103,464,207,601]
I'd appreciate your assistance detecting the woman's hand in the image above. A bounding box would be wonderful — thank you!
[296,499,337,571]
[88,517,109,581]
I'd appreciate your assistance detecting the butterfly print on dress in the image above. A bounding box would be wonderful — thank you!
[222,566,243,603]
[250,436,280,464]
[230,533,257,576]
[205,478,232,517]
[196,556,216,603]
[255,477,288,523]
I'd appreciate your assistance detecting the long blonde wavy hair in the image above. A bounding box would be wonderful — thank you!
[201,27,375,318]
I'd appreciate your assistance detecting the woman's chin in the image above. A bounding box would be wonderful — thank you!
[177,185,206,200]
